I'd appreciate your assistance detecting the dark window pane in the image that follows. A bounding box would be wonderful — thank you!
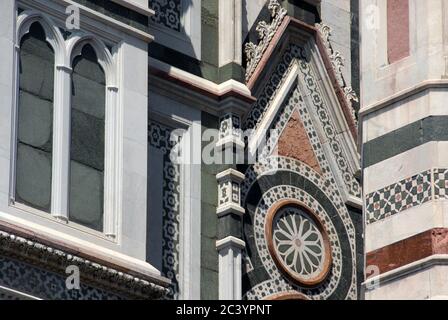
[69,44,105,232]
[16,22,54,212]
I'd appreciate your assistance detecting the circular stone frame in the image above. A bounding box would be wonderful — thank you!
[265,199,332,287]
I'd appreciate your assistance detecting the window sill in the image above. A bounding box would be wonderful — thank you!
[10,200,115,243]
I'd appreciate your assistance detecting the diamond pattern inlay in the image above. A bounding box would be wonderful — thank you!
[365,169,437,225]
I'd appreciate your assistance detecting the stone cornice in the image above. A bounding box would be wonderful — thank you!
[21,0,154,43]
[216,236,246,250]
[359,80,448,117]
[0,222,169,299]
[149,57,256,116]
[364,254,448,291]
[216,169,246,183]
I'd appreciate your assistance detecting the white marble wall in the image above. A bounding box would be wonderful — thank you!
[361,0,448,300]
[362,88,448,143]
[364,141,448,195]
[119,34,150,260]
[366,201,448,252]
[321,0,353,86]
[0,0,16,209]
[360,0,447,111]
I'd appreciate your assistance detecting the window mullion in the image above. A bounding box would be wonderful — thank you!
[104,84,119,239]
[9,43,20,204]
[51,64,72,221]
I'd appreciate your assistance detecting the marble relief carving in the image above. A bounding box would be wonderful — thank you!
[242,39,360,299]
[243,183,355,300]
[244,0,288,82]
[315,22,359,125]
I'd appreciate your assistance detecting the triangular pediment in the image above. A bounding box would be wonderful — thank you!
[277,110,322,175]
[242,21,362,206]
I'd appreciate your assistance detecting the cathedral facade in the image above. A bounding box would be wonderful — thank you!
[0,0,438,300]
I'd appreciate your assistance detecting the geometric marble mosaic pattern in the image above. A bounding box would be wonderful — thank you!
[149,121,182,299]
[434,169,448,199]
[365,169,446,225]
[0,256,123,300]
[149,0,182,31]
[297,57,361,199]
[258,86,345,206]
[0,290,22,300]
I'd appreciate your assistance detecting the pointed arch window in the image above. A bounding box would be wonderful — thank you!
[15,22,54,213]
[13,11,120,239]
[69,44,105,231]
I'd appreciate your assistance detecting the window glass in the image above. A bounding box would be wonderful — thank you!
[69,44,105,231]
[16,22,54,212]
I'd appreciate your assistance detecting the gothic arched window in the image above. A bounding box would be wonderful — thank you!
[15,22,54,212]
[69,44,105,231]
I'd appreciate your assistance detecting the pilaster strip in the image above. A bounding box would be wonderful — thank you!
[216,236,245,251]
[215,111,246,300]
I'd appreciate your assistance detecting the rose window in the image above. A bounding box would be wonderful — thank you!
[266,201,332,286]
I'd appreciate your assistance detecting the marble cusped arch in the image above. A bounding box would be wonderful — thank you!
[13,8,122,237]
[17,9,117,84]
[17,10,66,65]
[66,34,117,87]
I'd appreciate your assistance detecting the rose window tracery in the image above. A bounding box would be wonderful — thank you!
[266,201,332,286]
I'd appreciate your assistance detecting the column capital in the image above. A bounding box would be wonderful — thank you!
[216,236,245,251]
[216,168,245,183]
